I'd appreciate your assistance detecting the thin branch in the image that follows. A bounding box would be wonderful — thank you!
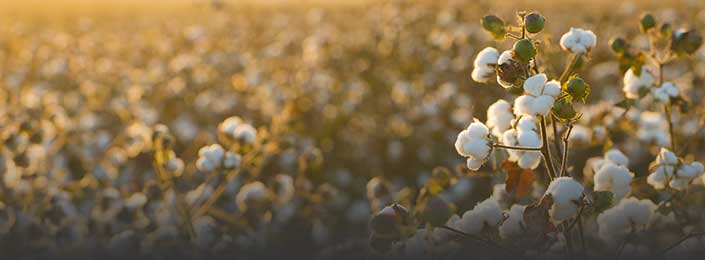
[539,116,559,179]
[560,124,574,177]
[664,104,676,151]
[559,53,581,83]
[657,231,705,256]
[493,143,542,151]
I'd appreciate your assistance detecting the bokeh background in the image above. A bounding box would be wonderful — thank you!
[1,0,705,259]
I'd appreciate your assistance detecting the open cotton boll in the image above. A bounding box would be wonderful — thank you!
[218,116,242,136]
[514,74,560,116]
[236,181,270,212]
[499,204,526,239]
[234,124,257,145]
[623,67,655,99]
[471,47,500,83]
[604,149,629,166]
[647,148,679,190]
[676,162,704,179]
[593,163,633,200]
[559,28,597,53]
[500,117,542,170]
[652,82,680,103]
[569,125,591,143]
[196,144,225,171]
[460,197,503,234]
[487,100,515,137]
[545,177,584,222]
[657,148,678,165]
[455,120,492,171]
[647,169,670,190]
[523,73,548,96]
[596,198,656,243]
[637,112,670,147]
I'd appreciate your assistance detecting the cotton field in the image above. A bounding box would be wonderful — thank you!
[2,0,705,259]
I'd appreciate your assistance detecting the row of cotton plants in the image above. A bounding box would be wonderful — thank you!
[368,11,705,259]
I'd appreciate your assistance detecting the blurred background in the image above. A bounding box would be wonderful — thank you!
[1,0,705,258]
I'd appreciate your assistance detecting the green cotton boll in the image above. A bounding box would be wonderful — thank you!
[640,13,656,32]
[524,12,545,33]
[552,99,577,121]
[609,37,627,54]
[481,15,507,39]
[672,30,703,55]
[565,77,590,102]
[513,39,536,63]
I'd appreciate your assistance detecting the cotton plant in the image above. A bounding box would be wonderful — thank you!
[369,11,705,260]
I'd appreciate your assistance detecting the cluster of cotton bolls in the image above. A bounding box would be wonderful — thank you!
[502,117,543,169]
[596,198,656,243]
[647,148,705,190]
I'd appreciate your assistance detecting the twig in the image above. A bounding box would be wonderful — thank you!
[657,231,705,256]
[560,124,574,177]
[539,116,559,179]
[493,143,542,151]
[559,53,581,83]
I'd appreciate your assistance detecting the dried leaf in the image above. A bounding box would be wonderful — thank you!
[503,160,536,199]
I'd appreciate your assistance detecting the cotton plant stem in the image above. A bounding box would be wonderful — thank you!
[551,116,562,160]
[559,53,581,83]
[664,104,676,151]
[560,124,574,177]
[493,143,542,151]
[657,231,705,256]
[539,116,559,180]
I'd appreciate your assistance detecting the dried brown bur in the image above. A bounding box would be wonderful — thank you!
[522,194,557,249]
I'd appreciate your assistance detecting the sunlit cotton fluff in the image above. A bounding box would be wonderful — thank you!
[496,50,514,88]
[499,204,526,239]
[647,148,679,190]
[591,149,633,200]
[459,197,503,234]
[196,144,225,172]
[502,117,542,169]
[559,28,597,53]
[236,181,270,213]
[455,120,492,171]
[545,177,584,222]
[623,67,655,99]
[513,74,561,116]
[652,82,680,103]
[471,47,499,83]
[637,111,670,147]
[672,161,704,191]
[218,116,257,145]
[223,151,242,169]
[596,197,655,243]
[486,99,515,138]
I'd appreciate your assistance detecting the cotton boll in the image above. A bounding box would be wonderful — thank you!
[236,181,271,213]
[518,152,542,169]
[460,197,503,234]
[652,82,679,103]
[569,125,590,143]
[531,95,554,116]
[647,170,669,190]
[513,95,533,116]
[487,100,514,137]
[657,148,678,165]
[559,28,597,53]
[523,73,548,96]
[594,163,633,200]
[466,121,490,138]
[462,139,490,159]
[516,116,537,131]
[543,80,562,97]
[466,158,483,171]
[471,47,500,83]
[234,124,257,145]
[499,205,526,239]
[596,198,655,243]
[497,50,513,65]
[604,149,629,166]
[223,152,242,169]
[623,67,655,99]
[545,177,584,222]
[218,116,242,136]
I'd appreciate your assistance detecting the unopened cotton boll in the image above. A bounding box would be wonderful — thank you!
[623,67,655,99]
[455,120,491,171]
[652,82,680,103]
[459,197,503,234]
[471,47,500,83]
[559,28,597,53]
[596,198,655,243]
[499,204,526,239]
[545,177,584,222]
[486,99,515,138]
